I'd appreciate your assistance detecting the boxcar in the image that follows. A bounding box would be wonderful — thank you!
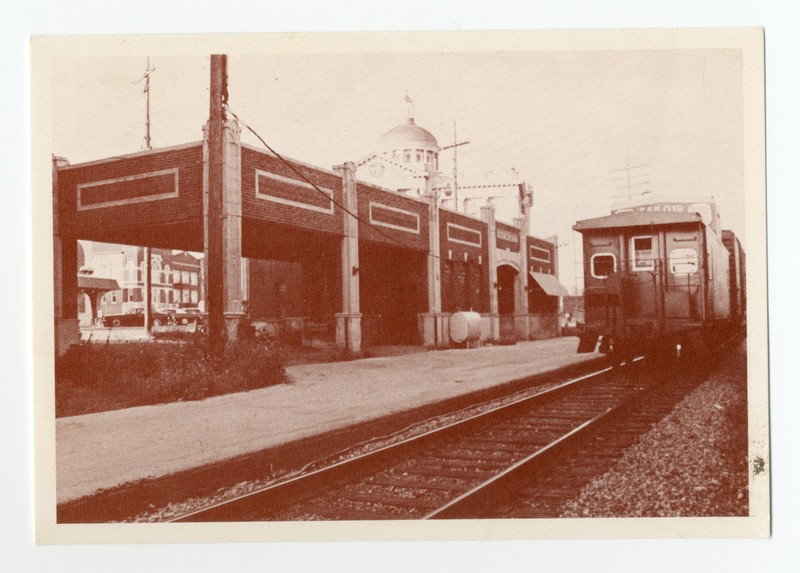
[573,205,744,362]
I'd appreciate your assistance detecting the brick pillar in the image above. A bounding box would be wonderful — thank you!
[481,202,499,342]
[519,183,536,338]
[53,155,79,355]
[204,115,244,345]
[333,161,362,356]
[221,118,244,341]
[514,215,530,341]
[418,170,449,348]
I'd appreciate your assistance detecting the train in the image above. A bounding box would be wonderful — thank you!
[572,198,746,363]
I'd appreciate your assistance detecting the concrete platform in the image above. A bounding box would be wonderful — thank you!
[56,337,602,518]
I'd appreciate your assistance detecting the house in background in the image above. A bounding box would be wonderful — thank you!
[77,241,204,326]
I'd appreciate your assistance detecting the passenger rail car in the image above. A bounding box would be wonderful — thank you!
[573,205,745,362]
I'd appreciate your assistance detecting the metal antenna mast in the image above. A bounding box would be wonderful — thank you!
[132,57,156,150]
[441,120,470,210]
[609,156,649,203]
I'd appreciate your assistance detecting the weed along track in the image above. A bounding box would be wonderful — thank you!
[172,354,718,522]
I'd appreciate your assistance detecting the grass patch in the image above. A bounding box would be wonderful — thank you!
[56,338,287,418]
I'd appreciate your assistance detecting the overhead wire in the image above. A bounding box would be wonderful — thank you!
[224,104,476,264]
[218,105,561,279]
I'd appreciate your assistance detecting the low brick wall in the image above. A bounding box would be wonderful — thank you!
[529,313,560,340]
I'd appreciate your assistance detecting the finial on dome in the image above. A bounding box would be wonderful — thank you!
[404,91,414,120]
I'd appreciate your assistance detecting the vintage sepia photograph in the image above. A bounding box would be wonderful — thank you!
[31,28,768,544]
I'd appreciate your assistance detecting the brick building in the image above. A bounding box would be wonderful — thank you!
[53,95,568,355]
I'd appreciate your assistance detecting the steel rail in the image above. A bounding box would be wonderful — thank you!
[425,336,744,519]
[171,362,622,522]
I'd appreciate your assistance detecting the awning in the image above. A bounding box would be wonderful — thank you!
[530,272,570,297]
[77,275,120,292]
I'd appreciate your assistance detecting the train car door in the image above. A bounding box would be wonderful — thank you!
[663,229,703,323]
[623,234,660,321]
[583,234,622,328]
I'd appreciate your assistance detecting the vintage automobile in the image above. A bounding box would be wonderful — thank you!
[173,307,204,326]
[102,308,174,328]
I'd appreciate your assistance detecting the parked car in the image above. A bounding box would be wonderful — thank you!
[102,308,174,328]
[173,307,204,326]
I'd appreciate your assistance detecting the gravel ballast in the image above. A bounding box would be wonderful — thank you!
[561,341,749,518]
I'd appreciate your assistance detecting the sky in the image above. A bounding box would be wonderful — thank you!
[51,47,745,294]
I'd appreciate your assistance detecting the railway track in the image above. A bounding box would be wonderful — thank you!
[171,354,675,522]
[172,335,740,522]
[441,354,719,519]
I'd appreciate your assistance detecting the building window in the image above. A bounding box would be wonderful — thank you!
[669,248,698,274]
[403,150,411,163]
[416,150,423,162]
[124,262,134,282]
[190,272,198,285]
[591,253,616,279]
[182,290,190,303]
[182,271,190,284]
[631,236,655,271]
[191,290,199,304]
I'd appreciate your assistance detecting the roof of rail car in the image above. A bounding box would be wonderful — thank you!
[573,210,704,232]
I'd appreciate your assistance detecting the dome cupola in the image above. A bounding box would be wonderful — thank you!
[375,96,441,170]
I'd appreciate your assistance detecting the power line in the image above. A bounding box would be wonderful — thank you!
[225,105,447,260]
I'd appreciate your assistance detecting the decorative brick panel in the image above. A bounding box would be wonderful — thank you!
[58,144,204,245]
[241,147,342,235]
[527,236,556,275]
[77,169,179,210]
[357,183,428,250]
[368,202,420,234]
[255,170,334,214]
[496,222,520,252]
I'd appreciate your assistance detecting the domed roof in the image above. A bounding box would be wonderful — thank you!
[377,117,440,152]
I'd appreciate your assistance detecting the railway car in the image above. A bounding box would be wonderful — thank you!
[572,199,745,363]
[722,229,747,330]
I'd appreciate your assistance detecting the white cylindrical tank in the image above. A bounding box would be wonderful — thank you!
[450,311,482,344]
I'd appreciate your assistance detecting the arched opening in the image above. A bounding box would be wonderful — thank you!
[497,264,519,342]
[497,264,518,316]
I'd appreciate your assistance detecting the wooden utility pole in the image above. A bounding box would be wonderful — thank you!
[206,54,227,351]
[134,59,156,335]
[144,247,152,335]
[133,57,156,150]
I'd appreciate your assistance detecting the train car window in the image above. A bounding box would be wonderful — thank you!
[631,236,655,271]
[669,248,698,274]
[591,253,616,278]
